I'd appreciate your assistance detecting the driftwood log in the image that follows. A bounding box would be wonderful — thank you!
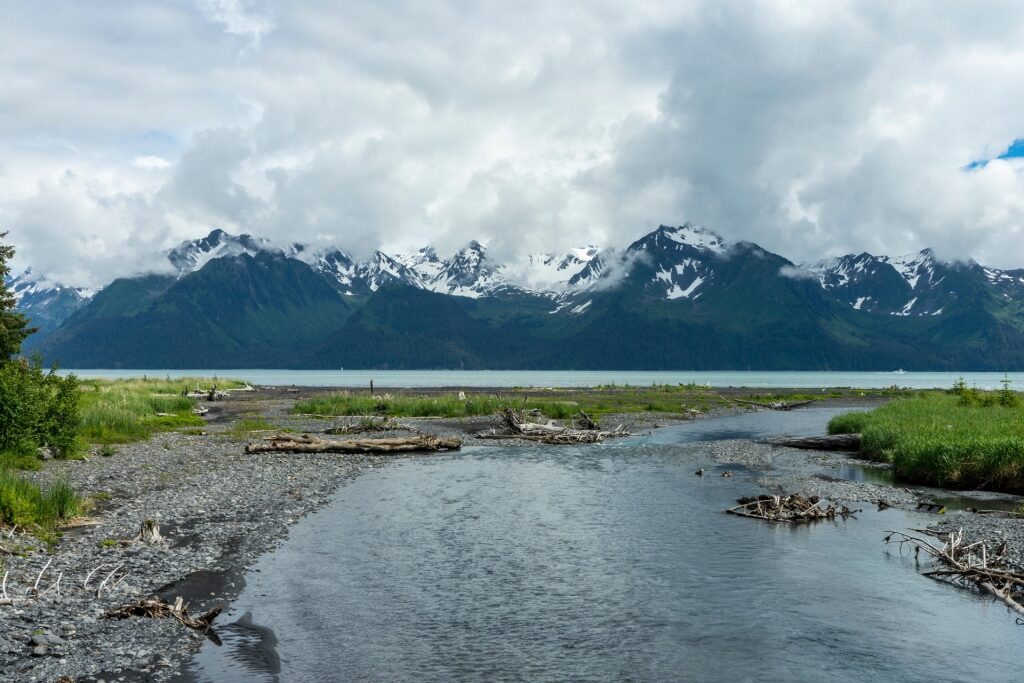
[245,435,462,454]
[721,396,817,411]
[483,407,631,444]
[726,494,858,522]
[885,528,1024,619]
[768,433,862,451]
[106,596,221,630]
[324,417,413,435]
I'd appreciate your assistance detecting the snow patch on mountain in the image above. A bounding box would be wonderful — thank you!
[167,229,276,277]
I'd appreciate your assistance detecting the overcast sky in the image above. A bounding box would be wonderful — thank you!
[3,0,1024,287]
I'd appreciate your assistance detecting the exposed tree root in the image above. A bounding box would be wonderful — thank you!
[726,494,859,522]
[721,396,818,411]
[105,596,221,630]
[480,407,631,444]
[885,528,1024,620]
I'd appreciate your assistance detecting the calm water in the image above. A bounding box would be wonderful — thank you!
[62,369,1024,390]
[184,409,1022,682]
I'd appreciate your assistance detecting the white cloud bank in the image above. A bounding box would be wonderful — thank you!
[2,0,1024,287]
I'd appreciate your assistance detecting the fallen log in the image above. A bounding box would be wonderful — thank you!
[768,433,862,451]
[245,435,462,454]
[105,596,221,630]
[726,494,858,522]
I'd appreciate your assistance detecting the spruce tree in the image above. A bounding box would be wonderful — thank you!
[0,232,34,359]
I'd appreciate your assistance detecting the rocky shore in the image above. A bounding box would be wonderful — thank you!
[2,391,1023,681]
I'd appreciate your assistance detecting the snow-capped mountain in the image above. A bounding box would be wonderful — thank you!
[167,229,277,277]
[567,224,727,301]
[518,247,600,292]
[805,248,1023,316]
[417,241,508,298]
[7,268,95,340]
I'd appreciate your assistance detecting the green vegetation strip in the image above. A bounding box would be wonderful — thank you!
[0,471,82,529]
[295,385,902,420]
[1,375,245,529]
[829,386,1024,492]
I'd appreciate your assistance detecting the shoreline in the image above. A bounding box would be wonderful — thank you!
[1,388,1022,680]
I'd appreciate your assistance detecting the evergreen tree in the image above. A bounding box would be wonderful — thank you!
[0,232,34,359]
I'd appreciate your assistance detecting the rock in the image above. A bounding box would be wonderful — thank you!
[30,634,48,646]
[45,635,66,646]
[31,645,47,657]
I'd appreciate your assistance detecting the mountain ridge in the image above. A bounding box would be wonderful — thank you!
[19,223,1024,369]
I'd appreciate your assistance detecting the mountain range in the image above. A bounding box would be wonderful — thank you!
[12,224,1024,370]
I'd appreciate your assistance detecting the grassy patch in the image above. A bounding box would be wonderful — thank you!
[0,471,84,528]
[294,385,897,420]
[226,416,278,438]
[77,376,245,446]
[828,391,1024,492]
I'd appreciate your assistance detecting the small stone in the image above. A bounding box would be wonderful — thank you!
[30,634,48,646]
[45,635,66,646]
[31,645,47,657]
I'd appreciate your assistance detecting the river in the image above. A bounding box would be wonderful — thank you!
[182,408,1021,681]
[64,368,1024,390]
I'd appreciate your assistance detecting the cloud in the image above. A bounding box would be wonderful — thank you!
[3,1,1024,287]
[133,156,171,169]
[778,265,816,280]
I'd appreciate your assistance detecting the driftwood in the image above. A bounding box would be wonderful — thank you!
[769,433,862,451]
[106,596,221,630]
[246,435,462,454]
[722,396,817,411]
[486,407,630,444]
[325,417,412,435]
[885,528,1024,619]
[726,494,858,522]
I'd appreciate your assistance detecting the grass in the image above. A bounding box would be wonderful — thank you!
[2,375,246,529]
[77,376,246,445]
[0,471,84,528]
[225,416,278,438]
[295,385,910,421]
[828,390,1024,492]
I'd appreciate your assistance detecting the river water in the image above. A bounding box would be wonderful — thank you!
[63,369,1024,390]
[182,409,1022,682]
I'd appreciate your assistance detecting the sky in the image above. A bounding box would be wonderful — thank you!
[2,0,1024,288]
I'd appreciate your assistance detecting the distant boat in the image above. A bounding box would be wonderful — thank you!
[892,369,906,374]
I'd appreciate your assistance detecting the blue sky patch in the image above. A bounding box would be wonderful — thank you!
[966,138,1024,169]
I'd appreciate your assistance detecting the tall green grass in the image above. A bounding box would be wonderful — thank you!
[0,471,83,527]
[78,384,203,444]
[828,392,1024,492]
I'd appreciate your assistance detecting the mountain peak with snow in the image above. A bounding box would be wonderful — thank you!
[167,229,277,277]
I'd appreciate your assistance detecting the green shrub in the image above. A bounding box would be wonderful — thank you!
[827,411,871,435]
[0,357,80,462]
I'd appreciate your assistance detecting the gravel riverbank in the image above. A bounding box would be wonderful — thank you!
[2,391,1023,680]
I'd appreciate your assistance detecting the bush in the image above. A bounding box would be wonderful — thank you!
[827,411,871,435]
[0,356,80,461]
